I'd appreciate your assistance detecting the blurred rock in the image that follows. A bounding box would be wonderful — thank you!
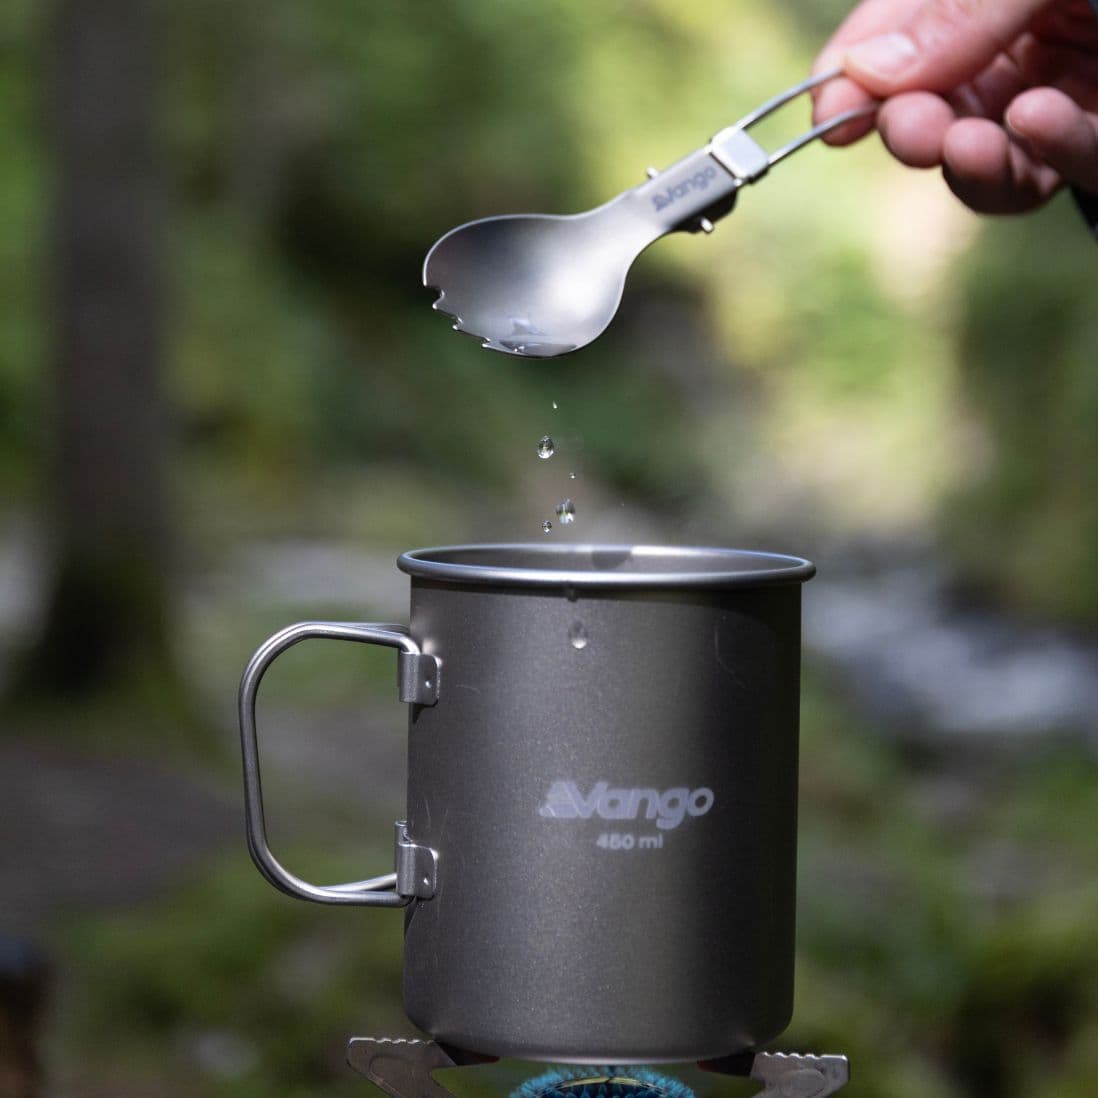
[806,555,1098,745]
[0,738,236,934]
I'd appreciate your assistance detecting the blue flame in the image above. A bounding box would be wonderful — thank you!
[511,1065,694,1098]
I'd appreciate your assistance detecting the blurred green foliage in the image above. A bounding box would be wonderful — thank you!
[0,0,1094,613]
[0,1,45,492]
[2,0,1096,1096]
[62,850,408,1098]
[946,204,1098,622]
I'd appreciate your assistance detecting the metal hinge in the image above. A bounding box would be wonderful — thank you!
[394,821,437,899]
[398,651,440,705]
[709,126,771,183]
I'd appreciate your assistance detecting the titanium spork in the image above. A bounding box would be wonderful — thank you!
[423,67,876,358]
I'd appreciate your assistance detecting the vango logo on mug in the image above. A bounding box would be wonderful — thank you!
[539,780,715,831]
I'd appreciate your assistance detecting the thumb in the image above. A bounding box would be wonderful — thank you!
[842,0,1051,97]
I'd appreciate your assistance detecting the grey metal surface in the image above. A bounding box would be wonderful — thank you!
[398,543,814,589]
[238,620,438,906]
[748,1053,849,1097]
[398,545,813,1061]
[703,1051,849,1097]
[399,650,442,705]
[394,820,438,900]
[423,68,876,358]
[346,1038,494,1098]
[240,545,814,1061]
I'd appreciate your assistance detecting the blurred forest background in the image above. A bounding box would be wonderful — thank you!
[1,1,1097,1096]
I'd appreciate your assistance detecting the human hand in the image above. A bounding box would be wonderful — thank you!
[812,0,1098,214]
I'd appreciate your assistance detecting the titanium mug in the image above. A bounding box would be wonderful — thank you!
[239,544,815,1063]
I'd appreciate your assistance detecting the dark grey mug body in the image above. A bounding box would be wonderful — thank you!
[239,544,814,1064]
[398,545,813,1063]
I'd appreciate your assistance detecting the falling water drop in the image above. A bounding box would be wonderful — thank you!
[551,401,559,410]
[537,436,555,459]
[569,622,588,650]
[555,498,576,525]
[542,520,553,533]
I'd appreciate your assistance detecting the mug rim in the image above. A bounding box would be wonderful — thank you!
[397,543,815,589]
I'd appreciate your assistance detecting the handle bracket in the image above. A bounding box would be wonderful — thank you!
[395,821,437,899]
[399,650,441,705]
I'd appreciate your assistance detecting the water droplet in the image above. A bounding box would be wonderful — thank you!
[552,401,559,410]
[569,622,588,650]
[537,436,555,460]
[542,520,553,533]
[569,472,576,480]
[555,498,576,525]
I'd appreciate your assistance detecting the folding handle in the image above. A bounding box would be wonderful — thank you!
[708,67,878,185]
[238,621,440,906]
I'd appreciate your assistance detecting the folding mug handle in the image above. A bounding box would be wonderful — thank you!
[238,621,440,906]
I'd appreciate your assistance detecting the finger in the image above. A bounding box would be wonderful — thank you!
[814,0,924,70]
[962,52,1030,120]
[941,116,1061,214]
[812,0,916,141]
[942,53,1027,123]
[1006,85,1098,192]
[877,92,956,167]
[813,77,879,145]
[843,0,1052,99]
[1009,32,1098,112]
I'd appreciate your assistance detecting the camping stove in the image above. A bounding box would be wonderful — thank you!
[344,1038,848,1098]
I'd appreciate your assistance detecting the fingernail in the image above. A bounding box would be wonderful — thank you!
[845,33,918,81]
[1005,101,1035,140]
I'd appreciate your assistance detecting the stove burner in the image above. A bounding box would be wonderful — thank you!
[347,1038,849,1098]
[512,1066,693,1098]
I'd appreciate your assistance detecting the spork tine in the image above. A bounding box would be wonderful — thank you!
[423,68,876,359]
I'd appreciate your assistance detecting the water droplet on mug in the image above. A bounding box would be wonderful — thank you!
[555,498,575,524]
[569,623,588,650]
[537,436,555,459]
[568,472,576,480]
[542,520,553,533]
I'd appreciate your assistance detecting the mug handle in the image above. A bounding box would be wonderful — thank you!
[238,621,440,906]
